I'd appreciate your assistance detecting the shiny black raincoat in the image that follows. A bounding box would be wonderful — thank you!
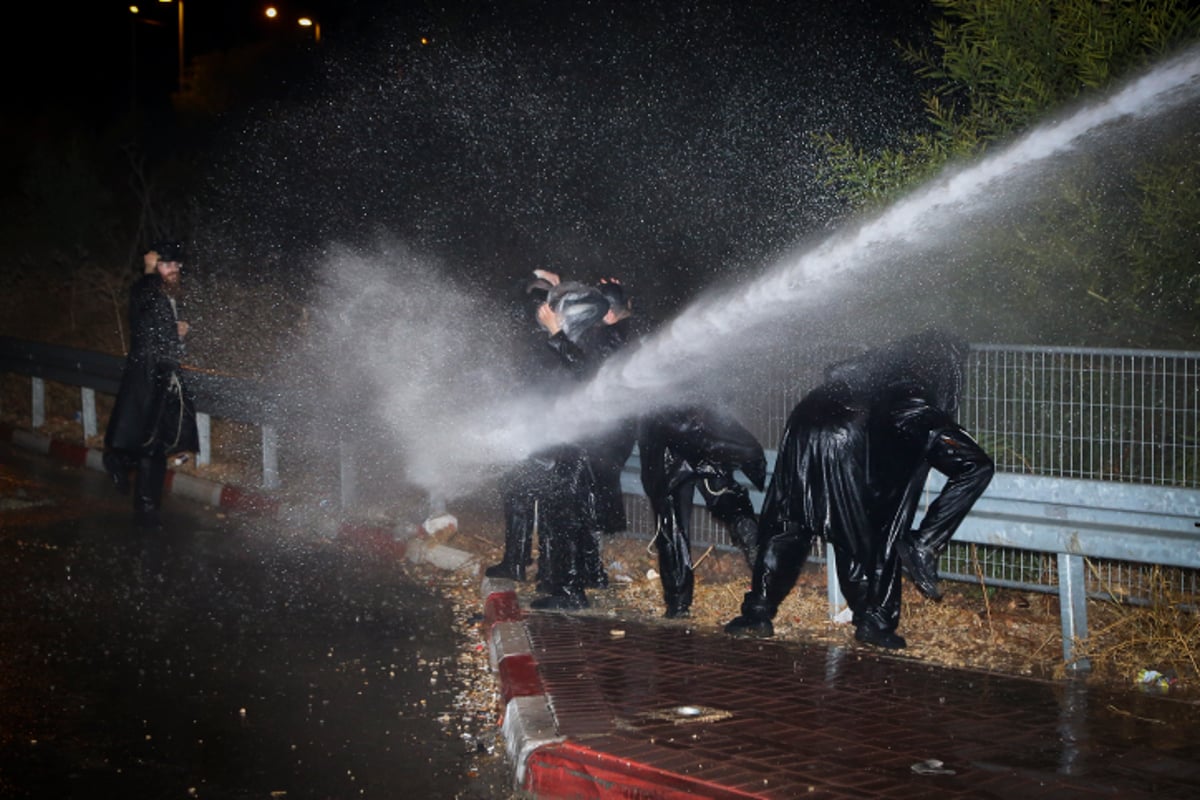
[741,378,873,624]
[104,274,198,457]
[738,329,993,638]
[490,282,609,601]
[548,313,644,535]
[639,406,767,617]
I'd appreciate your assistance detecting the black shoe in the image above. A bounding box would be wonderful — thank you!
[854,622,906,649]
[897,538,943,601]
[530,591,588,611]
[585,571,609,590]
[663,606,691,619]
[484,562,526,581]
[724,615,774,638]
[134,510,163,531]
[105,464,131,495]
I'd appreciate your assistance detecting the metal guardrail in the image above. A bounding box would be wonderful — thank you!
[4,334,1199,667]
[620,450,1200,668]
[0,336,283,489]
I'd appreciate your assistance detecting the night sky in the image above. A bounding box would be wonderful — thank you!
[8,1,934,315]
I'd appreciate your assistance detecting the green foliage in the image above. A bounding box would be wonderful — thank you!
[812,0,1200,346]
[817,0,1200,203]
[1126,141,1200,326]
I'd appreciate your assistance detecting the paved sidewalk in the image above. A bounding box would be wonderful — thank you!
[483,578,1200,799]
[8,423,1200,798]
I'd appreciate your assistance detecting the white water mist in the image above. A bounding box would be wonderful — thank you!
[321,46,1200,501]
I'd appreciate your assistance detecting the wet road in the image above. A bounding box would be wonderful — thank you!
[0,443,511,799]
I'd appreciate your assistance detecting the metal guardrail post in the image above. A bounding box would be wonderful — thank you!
[32,378,45,428]
[81,387,97,440]
[262,425,280,490]
[196,413,211,466]
[340,441,357,509]
[1058,553,1091,672]
[826,542,846,620]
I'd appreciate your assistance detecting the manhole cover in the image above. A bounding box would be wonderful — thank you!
[640,705,732,725]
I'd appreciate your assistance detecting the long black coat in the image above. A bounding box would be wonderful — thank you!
[638,405,766,614]
[749,329,992,631]
[104,274,199,456]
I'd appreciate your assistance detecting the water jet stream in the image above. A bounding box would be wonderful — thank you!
[397,46,1200,498]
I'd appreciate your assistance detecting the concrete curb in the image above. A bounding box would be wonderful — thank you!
[479,578,563,793]
[479,575,742,798]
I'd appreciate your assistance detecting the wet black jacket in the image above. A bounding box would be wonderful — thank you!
[754,330,993,629]
[104,274,199,455]
[638,406,767,512]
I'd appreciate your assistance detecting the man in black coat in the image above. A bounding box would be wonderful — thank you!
[486,274,643,598]
[543,278,647,585]
[725,329,993,648]
[103,241,199,529]
[638,405,767,618]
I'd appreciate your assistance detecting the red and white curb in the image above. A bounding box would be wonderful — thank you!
[480,576,564,792]
[2,422,282,516]
[2,423,484,567]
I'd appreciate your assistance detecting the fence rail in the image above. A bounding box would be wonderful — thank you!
[3,335,1199,668]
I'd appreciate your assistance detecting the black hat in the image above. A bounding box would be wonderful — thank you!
[597,281,627,312]
[525,276,553,304]
[151,240,185,263]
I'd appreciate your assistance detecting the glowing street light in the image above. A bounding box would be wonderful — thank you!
[265,7,320,43]
[297,17,321,43]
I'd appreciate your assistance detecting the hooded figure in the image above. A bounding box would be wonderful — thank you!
[486,277,571,585]
[638,406,767,618]
[726,328,993,648]
[103,241,199,528]
[487,275,610,610]
[544,279,646,540]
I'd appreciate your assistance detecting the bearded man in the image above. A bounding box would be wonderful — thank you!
[103,241,199,529]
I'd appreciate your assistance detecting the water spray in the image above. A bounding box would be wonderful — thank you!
[346,46,1200,500]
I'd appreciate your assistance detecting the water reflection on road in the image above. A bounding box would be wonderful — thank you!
[0,445,513,799]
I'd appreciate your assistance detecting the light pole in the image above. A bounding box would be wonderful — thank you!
[157,0,184,89]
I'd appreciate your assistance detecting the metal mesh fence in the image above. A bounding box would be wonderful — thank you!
[949,346,1200,602]
[964,346,1199,488]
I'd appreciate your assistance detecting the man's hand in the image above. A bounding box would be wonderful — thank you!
[536,303,561,335]
[533,269,561,286]
[177,321,191,338]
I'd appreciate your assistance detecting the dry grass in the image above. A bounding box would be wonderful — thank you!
[447,502,1198,697]
[5,400,1197,699]
[1074,565,1200,688]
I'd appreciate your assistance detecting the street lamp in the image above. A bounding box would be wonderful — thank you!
[297,17,321,43]
[265,7,320,43]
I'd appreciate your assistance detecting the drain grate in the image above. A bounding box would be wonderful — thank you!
[639,705,732,725]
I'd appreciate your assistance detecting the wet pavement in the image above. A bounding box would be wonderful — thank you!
[7,434,1200,800]
[500,604,1200,799]
[0,443,512,800]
